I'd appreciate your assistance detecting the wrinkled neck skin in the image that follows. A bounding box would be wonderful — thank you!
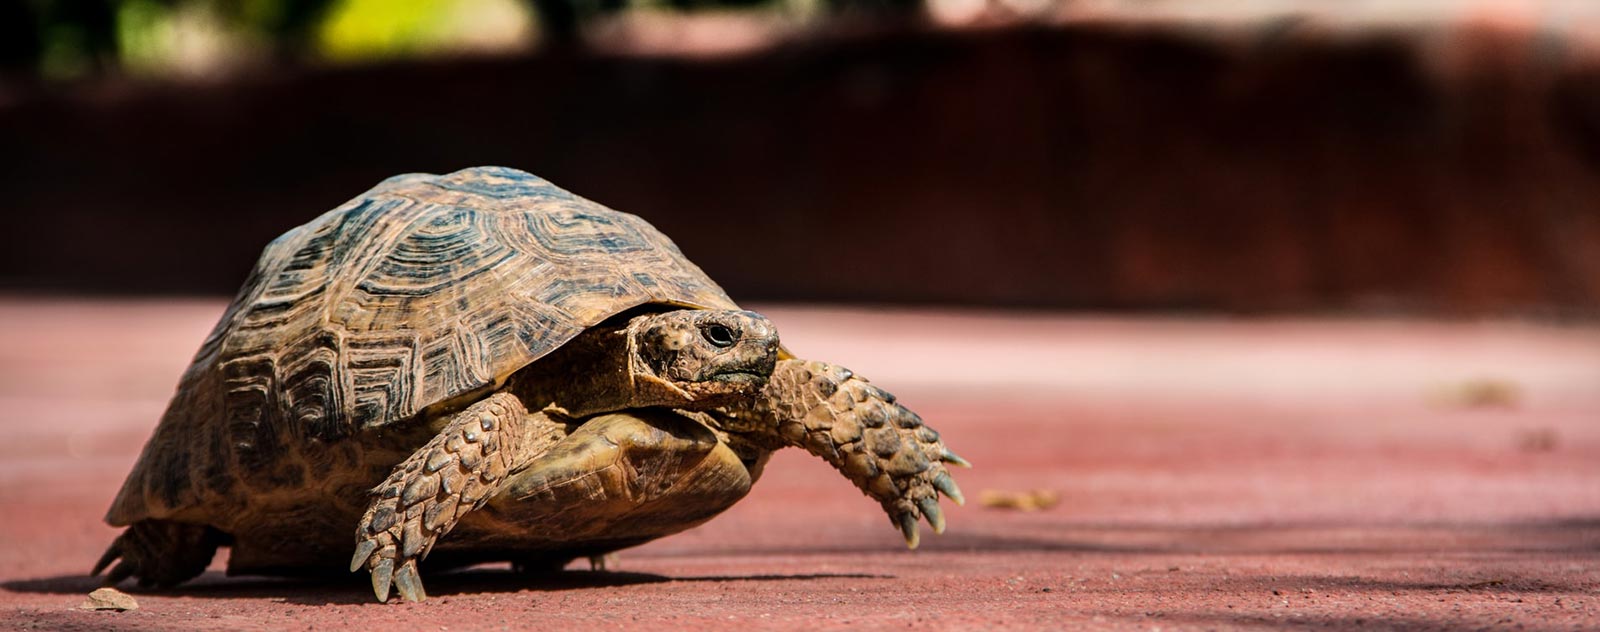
[507,322,645,418]
[706,371,792,441]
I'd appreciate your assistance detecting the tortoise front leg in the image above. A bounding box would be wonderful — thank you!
[721,360,968,547]
[350,392,562,602]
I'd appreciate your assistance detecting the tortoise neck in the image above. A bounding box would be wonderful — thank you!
[507,323,639,418]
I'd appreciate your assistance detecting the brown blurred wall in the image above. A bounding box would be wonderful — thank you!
[3,21,1599,315]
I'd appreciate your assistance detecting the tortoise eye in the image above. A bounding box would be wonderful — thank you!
[702,323,738,348]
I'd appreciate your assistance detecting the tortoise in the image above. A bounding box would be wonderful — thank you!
[96,166,967,602]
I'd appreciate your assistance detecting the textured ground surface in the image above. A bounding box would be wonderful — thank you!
[1,298,1597,631]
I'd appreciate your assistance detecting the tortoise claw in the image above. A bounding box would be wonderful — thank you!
[393,561,427,602]
[102,561,135,586]
[898,512,920,549]
[371,558,394,603]
[941,451,972,468]
[917,497,946,534]
[91,542,122,577]
[933,472,965,506]
[588,554,617,571]
[349,539,377,573]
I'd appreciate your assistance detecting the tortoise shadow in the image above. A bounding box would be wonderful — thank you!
[713,516,1600,558]
[1,568,891,605]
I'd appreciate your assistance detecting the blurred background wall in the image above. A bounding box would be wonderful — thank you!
[2,0,1599,316]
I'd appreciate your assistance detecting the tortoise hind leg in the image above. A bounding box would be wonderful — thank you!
[92,520,223,588]
[351,392,564,603]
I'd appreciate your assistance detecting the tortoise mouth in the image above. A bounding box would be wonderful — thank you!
[711,370,767,384]
[705,350,777,386]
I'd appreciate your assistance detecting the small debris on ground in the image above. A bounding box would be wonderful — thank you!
[979,489,1059,511]
[79,587,138,612]
[1429,378,1522,409]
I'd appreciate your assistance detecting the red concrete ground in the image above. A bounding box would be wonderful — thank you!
[1,298,1596,631]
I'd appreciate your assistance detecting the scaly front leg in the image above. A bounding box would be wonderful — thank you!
[721,360,968,547]
[350,392,561,602]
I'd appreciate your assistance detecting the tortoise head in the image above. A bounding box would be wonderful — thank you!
[626,310,779,408]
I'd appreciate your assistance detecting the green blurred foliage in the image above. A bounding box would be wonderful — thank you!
[318,0,538,61]
[1,0,922,79]
[320,0,463,60]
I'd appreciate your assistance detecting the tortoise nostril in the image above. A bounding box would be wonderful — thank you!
[703,324,738,348]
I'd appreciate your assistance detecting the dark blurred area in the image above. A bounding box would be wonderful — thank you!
[3,1,1599,316]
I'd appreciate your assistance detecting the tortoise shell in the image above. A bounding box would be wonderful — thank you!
[108,167,737,525]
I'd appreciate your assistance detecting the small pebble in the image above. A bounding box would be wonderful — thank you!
[978,489,1060,511]
[79,587,138,612]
